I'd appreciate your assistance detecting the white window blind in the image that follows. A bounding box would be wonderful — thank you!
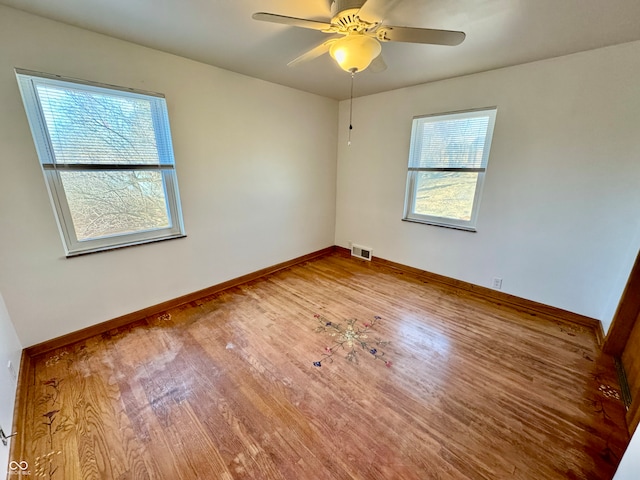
[34,83,169,165]
[409,115,491,170]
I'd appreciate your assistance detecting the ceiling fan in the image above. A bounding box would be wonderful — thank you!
[252,0,465,74]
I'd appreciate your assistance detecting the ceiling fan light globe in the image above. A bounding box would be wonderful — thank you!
[329,34,381,73]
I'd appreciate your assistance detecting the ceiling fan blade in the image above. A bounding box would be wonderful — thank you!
[378,26,465,46]
[368,53,387,73]
[287,38,340,67]
[357,0,405,21]
[252,12,332,31]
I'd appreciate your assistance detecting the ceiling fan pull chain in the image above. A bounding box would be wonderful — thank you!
[348,70,355,146]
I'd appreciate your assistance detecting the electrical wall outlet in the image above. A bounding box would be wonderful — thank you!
[492,277,503,290]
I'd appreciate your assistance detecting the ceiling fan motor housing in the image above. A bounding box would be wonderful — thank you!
[330,0,366,19]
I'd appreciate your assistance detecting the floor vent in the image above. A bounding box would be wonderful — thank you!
[351,244,372,261]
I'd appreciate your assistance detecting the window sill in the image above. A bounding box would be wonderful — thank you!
[402,217,477,232]
[66,234,187,258]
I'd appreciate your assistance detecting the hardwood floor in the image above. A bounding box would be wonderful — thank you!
[10,252,628,479]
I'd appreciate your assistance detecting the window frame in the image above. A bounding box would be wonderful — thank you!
[403,107,497,231]
[15,69,186,256]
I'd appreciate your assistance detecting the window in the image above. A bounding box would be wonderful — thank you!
[16,69,185,256]
[403,107,497,231]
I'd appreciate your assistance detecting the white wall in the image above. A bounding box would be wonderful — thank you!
[335,41,640,331]
[614,429,640,479]
[0,5,338,347]
[0,293,22,476]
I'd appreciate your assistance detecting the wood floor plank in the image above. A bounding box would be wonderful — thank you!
[16,252,628,479]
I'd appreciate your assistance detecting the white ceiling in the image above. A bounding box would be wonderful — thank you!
[2,0,640,100]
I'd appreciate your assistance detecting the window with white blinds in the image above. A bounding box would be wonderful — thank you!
[403,108,497,231]
[16,69,185,256]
